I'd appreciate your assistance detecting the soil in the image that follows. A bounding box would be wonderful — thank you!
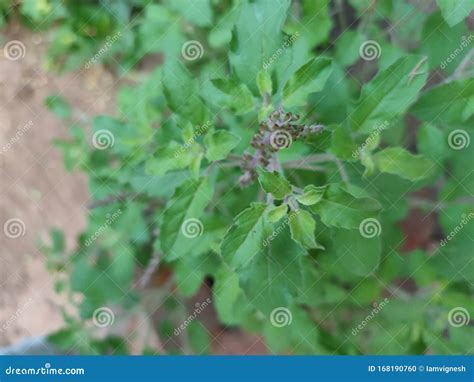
[0,26,115,347]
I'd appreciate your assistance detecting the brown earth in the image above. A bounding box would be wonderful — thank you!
[0,25,115,347]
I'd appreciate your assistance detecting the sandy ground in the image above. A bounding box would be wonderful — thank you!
[0,26,116,347]
[0,26,266,354]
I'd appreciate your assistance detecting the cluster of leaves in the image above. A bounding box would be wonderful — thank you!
[34,0,474,355]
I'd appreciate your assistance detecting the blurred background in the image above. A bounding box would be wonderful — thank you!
[0,26,110,351]
[1,0,473,355]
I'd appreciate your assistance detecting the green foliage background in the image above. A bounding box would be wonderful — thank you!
[3,0,473,355]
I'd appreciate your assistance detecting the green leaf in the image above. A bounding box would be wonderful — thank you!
[221,203,268,269]
[210,78,254,114]
[209,4,240,47]
[229,0,291,94]
[288,209,320,249]
[110,246,135,286]
[360,150,376,177]
[145,142,195,176]
[417,124,449,163]
[238,226,306,314]
[330,125,360,161]
[212,266,250,325]
[322,228,381,277]
[263,305,323,354]
[163,61,208,125]
[204,130,240,161]
[350,55,428,133]
[310,184,381,229]
[174,260,205,297]
[257,169,292,199]
[283,57,333,107]
[165,0,212,27]
[296,0,332,47]
[256,69,272,96]
[92,115,153,154]
[373,147,435,181]
[411,78,474,125]
[45,94,71,119]
[268,204,288,223]
[334,30,367,67]
[160,178,213,260]
[187,321,210,354]
[296,185,326,206]
[138,5,185,58]
[420,12,468,73]
[436,0,474,26]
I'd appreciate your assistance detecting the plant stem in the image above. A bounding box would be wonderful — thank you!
[335,159,350,183]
